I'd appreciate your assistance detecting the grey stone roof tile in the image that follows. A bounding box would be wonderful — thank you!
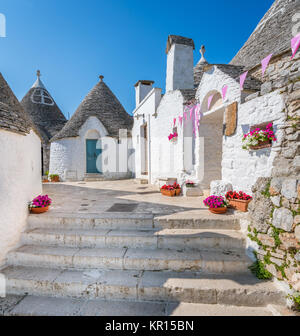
[0,72,39,136]
[231,0,299,68]
[51,77,133,141]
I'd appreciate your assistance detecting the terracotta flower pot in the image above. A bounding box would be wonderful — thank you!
[175,189,181,196]
[161,189,176,197]
[50,176,60,182]
[249,140,271,150]
[228,199,251,212]
[209,207,227,214]
[30,206,49,214]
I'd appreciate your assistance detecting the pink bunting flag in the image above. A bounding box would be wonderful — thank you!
[194,103,201,116]
[261,54,272,77]
[222,85,228,101]
[291,33,300,59]
[240,71,248,91]
[178,116,183,126]
[207,95,214,110]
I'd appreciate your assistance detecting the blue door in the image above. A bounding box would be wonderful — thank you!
[86,139,102,173]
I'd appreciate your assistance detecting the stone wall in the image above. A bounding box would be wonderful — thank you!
[247,51,300,293]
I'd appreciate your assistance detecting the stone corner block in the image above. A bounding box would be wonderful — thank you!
[210,180,233,197]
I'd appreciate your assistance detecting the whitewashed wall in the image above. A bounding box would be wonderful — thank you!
[132,88,162,180]
[223,91,285,193]
[132,87,200,185]
[196,67,285,193]
[0,130,42,265]
[50,116,133,181]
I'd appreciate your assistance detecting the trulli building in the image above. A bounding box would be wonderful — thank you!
[0,72,42,265]
[132,0,299,195]
[21,71,67,175]
[49,76,133,181]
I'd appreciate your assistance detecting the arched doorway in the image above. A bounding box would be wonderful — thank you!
[198,91,225,189]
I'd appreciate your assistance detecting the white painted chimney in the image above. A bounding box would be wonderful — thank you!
[134,80,155,107]
[165,35,195,92]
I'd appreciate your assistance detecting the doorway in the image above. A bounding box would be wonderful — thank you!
[86,139,102,173]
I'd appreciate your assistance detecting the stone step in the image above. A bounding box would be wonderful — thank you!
[27,212,155,230]
[21,228,245,250]
[3,295,276,316]
[156,214,240,230]
[2,266,285,307]
[84,173,105,182]
[27,212,240,231]
[6,245,252,273]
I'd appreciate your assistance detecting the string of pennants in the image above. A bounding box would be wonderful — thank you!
[171,33,300,137]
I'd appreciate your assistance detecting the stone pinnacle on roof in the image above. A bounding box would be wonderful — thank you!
[32,69,46,89]
[51,76,133,141]
[198,45,207,64]
[194,45,210,86]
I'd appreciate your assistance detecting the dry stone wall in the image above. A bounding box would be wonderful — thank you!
[247,51,300,292]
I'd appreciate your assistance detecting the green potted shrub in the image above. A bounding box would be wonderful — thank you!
[49,174,60,182]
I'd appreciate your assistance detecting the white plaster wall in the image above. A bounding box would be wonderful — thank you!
[196,66,241,108]
[50,116,133,181]
[222,91,285,193]
[166,44,194,92]
[132,88,162,179]
[0,130,42,265]
[196,67,285,193]
[132,87,200,185]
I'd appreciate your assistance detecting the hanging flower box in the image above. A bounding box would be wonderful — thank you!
[242,123,276,151]
[249,140,272,150]
[225,191,252,212]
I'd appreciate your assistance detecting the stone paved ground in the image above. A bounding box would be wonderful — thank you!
[43,179,206,215]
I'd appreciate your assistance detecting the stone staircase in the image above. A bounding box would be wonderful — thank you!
[1,212,287,316]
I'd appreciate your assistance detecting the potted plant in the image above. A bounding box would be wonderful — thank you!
[226,190,252,212]
[28,195,52,214]
[49,174,60,182]
[242,123,276,150]
[173,182,181,196]
[168,132,178,143]
[43,171,49,183]
[160,184,176,197]
[203,195,228,214]
[185,180,195,188]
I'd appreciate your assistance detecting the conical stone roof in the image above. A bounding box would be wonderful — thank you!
[231,0,299,68]
[51,76,133,141]
[20,71,67,142]
[0,72,38,135]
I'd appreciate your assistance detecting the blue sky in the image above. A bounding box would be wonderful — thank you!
[0,0,274,117]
